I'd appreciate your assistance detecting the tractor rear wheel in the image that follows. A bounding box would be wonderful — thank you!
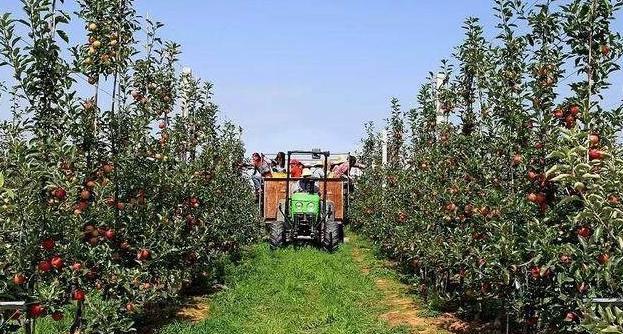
[322,219,340,251]
[269,221,285,249]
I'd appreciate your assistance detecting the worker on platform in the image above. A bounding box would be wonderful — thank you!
[292,168,320,195]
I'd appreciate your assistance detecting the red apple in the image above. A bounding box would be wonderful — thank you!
[597,253,609,265]
[608,195,620,205]
[553,108,564,119]
[105,197,116,207]
[13,274,26,285]
[102,163,114,174]
[50,256,63,270]
[80,189,91,200]
[577,226,591,238]
[41,238,55,251]
[569,105,580,116]
[527,193,538,203]
[28,304,45,318]
[137,249,151,261]
[564,311,578,322]
[105,229,115,240]
[71,262,82,271]
[559,254,572,265]
[38,260,52,272]
[52,187,67,200]
[126,302,135,313]
[589,149,605,160]
[72,289,85,301]
[512,154,523,166]
[51,311,63,321]
[75,201,89,211]
[445,203,457,212]
[530,266,541,279]
[589,134,600,146]
[527,171,539,181]
[527,193,546,204]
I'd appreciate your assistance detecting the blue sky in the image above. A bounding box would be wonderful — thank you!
[1,1,622,155]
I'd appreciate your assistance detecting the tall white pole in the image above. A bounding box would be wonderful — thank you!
[180,67,192,161]
[435,72,447,125]
[382,129,388,166]
[181,67,192,118]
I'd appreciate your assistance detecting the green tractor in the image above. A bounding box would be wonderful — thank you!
[263,150,345,251]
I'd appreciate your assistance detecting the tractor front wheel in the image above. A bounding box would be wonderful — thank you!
[322,220,341,251]
[269,221,285,249]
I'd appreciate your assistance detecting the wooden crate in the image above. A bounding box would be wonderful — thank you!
[263,178,344,221]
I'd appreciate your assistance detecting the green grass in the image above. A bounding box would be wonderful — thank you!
[158,241,410,334]
[31,235,435,334]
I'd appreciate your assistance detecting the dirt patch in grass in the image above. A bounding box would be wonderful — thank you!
[351,246,371,274]
[137,297,211,334]
[375,276,443,333]
[349,236,494,334]
[175,297,210,322]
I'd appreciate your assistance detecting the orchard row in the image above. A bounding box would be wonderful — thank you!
[353,1,623,333]
[0,1,258,333]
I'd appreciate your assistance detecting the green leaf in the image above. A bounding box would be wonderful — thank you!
[545,165,560,177]
[551,173,571,182]
[594,226,603,241]
[574,163,591,174]
[600,326,623,333]
[57,30,69,43]
[546,152,566,160]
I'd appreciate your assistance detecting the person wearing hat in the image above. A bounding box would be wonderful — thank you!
[291,168,320,195]
[289,159,304,178]
[311,158,329,178]
[331,155,357,178]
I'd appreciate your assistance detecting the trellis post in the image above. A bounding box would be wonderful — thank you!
[435,72,447,125]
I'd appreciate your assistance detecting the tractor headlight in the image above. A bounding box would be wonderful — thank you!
[295,202,303,210]
[307,202,315,211]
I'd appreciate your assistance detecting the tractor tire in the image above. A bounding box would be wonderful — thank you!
[322,219,341,252]
[269,221,285,250]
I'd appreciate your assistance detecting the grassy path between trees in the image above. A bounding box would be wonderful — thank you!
[153,233,453,334]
